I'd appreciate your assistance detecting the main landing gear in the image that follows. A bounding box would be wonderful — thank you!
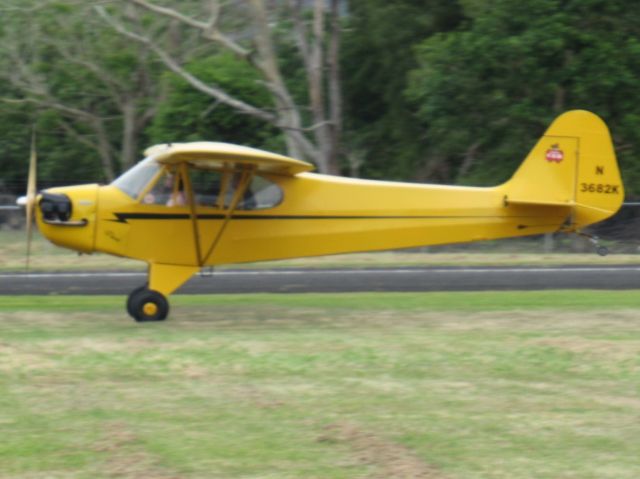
[127,286,169,322]
[125,264,199,322]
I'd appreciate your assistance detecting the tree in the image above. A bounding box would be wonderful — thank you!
[342,0,463,179]
[147,53,281,150]
[0,83,32,194]
[98,0,344,174]
[407,0,640,192]
[0,1,167,181]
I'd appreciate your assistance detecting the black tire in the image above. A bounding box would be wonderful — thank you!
[596,245,609,257]
[129,289,169,322]
[126,285,148,317]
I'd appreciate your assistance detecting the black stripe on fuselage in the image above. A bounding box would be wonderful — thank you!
[110,212,564,224]
[112,212,228,223]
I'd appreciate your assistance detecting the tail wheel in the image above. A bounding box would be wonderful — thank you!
[128,288,169,322]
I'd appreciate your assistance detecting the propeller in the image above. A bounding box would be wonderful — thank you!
[17,131,38,271]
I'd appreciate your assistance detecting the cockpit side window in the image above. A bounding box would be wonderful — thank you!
[142,167,188,206]
[112,158,284,210]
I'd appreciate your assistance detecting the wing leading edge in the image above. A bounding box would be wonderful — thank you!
[145,142,314,176]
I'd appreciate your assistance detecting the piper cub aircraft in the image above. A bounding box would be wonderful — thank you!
[22,110,623,321]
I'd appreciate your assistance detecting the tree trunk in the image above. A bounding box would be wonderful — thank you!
[121,99,139,169]
[326,0,342,175]
[248,0,306,163]
[92,118,116,181]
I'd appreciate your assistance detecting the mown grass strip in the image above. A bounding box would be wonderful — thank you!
[2,290,640,312]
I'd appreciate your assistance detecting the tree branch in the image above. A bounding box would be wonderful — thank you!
[96,5,276,124]
[284,129,320,162]
[56,116,119,182]
[125,0,251,59]
[57,118,100,152]
[127,0,209,30]
[50,40,126,108]
[1,97,101,122]
[288,0,312,75]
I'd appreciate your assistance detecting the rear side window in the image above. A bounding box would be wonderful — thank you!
[187,169,282,210]
[238,175,283,210]
[190,169,225,208]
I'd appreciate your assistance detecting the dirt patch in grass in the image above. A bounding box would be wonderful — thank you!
[319,422,449,479]
[417,310,640,335]
[95,421,182,479]
[0,311,86,328]
[589,394,640,410]
[533,337,640,361]
[0,342,58,372]
[46,337,158,355]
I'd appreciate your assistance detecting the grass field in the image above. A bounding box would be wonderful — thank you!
[1,230,640,271]
[1,292,639,478]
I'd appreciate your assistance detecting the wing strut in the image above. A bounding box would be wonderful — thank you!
[200,165,255,266]
[180,162,203,267]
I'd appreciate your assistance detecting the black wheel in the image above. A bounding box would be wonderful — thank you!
[596,245,609,257]
[126,285,148,317]
[129,288,169,322]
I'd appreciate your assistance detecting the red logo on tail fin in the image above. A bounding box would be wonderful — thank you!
[545,144,564,163]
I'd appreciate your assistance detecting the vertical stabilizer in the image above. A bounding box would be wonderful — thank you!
[504,110,624,230]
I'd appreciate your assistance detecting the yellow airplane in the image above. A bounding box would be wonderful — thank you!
[22,110,624,321]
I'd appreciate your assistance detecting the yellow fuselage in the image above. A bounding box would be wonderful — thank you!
[39,174,566,268]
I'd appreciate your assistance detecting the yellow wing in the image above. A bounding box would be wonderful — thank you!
[145,142,314,176]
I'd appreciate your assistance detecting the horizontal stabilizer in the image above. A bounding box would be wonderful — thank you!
[506,198,574,208]
[506,197,615,220]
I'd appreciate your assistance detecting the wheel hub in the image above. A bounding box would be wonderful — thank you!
[143,302,158,316]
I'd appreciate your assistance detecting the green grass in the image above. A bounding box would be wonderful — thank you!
[1,292,639,478]
[2,290,640,312]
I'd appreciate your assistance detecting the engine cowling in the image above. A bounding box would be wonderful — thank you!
[37,184,98,253]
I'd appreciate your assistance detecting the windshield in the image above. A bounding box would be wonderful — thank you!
[111,157,161,199]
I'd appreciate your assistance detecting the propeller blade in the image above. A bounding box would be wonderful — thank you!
[25,131,37,271]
